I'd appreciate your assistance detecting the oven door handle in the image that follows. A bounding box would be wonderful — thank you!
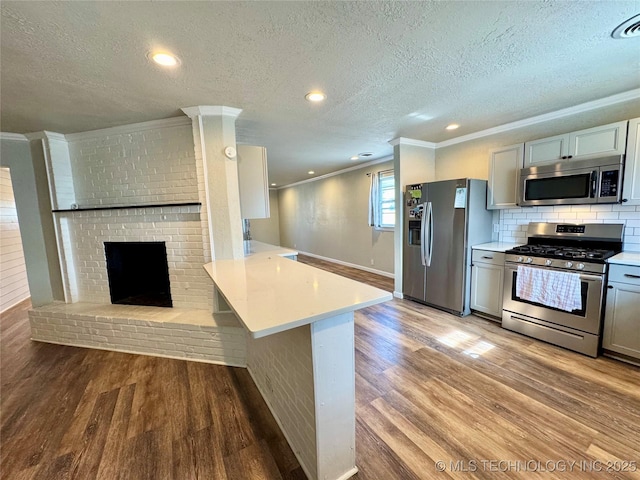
[505,264,603,282]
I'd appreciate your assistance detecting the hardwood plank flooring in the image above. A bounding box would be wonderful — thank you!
[2,257,640,479]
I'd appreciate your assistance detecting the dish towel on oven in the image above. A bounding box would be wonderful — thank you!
[515,265,582,312]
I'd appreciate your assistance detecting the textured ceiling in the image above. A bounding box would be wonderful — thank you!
[1,1,639,186]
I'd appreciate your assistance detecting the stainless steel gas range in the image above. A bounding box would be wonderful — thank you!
[502,223,624,357]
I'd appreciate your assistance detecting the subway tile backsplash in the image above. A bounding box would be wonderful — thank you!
[498,204,640,251]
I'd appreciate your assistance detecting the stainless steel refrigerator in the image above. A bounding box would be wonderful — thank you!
[403,178,493,315]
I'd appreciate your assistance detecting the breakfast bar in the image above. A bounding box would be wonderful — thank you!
[204,248,392,480]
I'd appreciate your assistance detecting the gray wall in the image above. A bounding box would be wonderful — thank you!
[278,161,394,274]
[435,100,640,180]
[0,138,64,306]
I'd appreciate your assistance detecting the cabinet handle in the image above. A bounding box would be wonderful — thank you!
[568,155,573,159]
[607,285,614,289]
[622,198,628,203]
[624,274,640,279]
[481,256,494,260]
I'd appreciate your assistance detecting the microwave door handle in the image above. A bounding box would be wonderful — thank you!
[590,170,598,198]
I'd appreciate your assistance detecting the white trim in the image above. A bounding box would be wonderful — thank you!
[0,132,28,142]
[393,291,403,299]
[43,131,68,142]
[436,88,640,148]
[298,250,394,279]
[181,105,243,119]
[278,155,394,189]
[388,137,437,148]
[64,116,191,142]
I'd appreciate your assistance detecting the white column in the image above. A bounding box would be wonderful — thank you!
[182,106,244,261]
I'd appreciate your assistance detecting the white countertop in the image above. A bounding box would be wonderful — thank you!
[472,242,524,253]
[204,252,392,339]
[244,240,298,257]
[608,252,640,267]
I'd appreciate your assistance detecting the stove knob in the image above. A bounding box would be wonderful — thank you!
[526,257,533,264]
[566,261,573,268]
[517,256,524,262]
[545,259,552,266]
[577,263,585,270]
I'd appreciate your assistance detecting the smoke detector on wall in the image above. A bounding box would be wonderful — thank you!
[612,14,640,39]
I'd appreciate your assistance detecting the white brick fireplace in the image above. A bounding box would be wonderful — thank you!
[49,119,214,309]
[29,116,249,365]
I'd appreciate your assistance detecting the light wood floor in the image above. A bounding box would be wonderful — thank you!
[2,255,639,479]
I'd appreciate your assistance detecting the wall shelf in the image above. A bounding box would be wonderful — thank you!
[52,201,201,213]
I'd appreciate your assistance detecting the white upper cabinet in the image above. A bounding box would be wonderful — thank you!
[524,121,628,166]
[523,134,569,166]
[237,145,270,219]
[569,121,627,159]
[487,143,524,210]
[622,117,640,205]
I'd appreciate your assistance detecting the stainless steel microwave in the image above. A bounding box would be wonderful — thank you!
[519,155,623,206]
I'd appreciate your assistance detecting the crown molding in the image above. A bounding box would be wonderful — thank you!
[0,132,28,142]
[388,137,437,148]
[436,88,640,149]
[64,116,191,142]
[277,155,394,189]
[181,106,243,119]
[43,131,67,142]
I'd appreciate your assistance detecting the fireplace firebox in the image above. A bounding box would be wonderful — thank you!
[104,241,173,307]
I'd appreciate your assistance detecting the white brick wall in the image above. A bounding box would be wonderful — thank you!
[29,302,247,367]
[247,326,317,480]
[498,204,640,250]
[68,124,198,207]
[56,205,213,309]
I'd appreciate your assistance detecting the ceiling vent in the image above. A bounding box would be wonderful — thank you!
[612,14,640,39]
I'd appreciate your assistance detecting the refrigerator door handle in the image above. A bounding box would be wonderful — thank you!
[426,202,434,267]
[420,203,427,266]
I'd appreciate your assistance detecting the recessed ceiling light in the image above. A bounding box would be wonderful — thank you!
[148,51,180,67]
[305,91,326,102]
[308,171,315,175]
[271,183,277,186]
[446,124,459,130]
[350,156,359,160]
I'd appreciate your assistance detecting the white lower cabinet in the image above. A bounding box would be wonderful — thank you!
[470,250,505,319]
[603,264,640,362]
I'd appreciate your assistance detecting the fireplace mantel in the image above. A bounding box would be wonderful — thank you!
[52,201,201,213]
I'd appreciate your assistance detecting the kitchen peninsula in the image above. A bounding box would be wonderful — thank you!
[204,244,392,480]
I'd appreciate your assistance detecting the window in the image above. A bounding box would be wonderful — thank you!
[368,169,395,230]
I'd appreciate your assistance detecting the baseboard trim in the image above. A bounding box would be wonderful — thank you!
[297,250,394,279]
[1,297,32,316]
[393,291,403,299]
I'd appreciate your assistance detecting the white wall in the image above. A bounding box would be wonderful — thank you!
[250,189,281,245]
[0,168,30,312]
[278,161,395,274]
